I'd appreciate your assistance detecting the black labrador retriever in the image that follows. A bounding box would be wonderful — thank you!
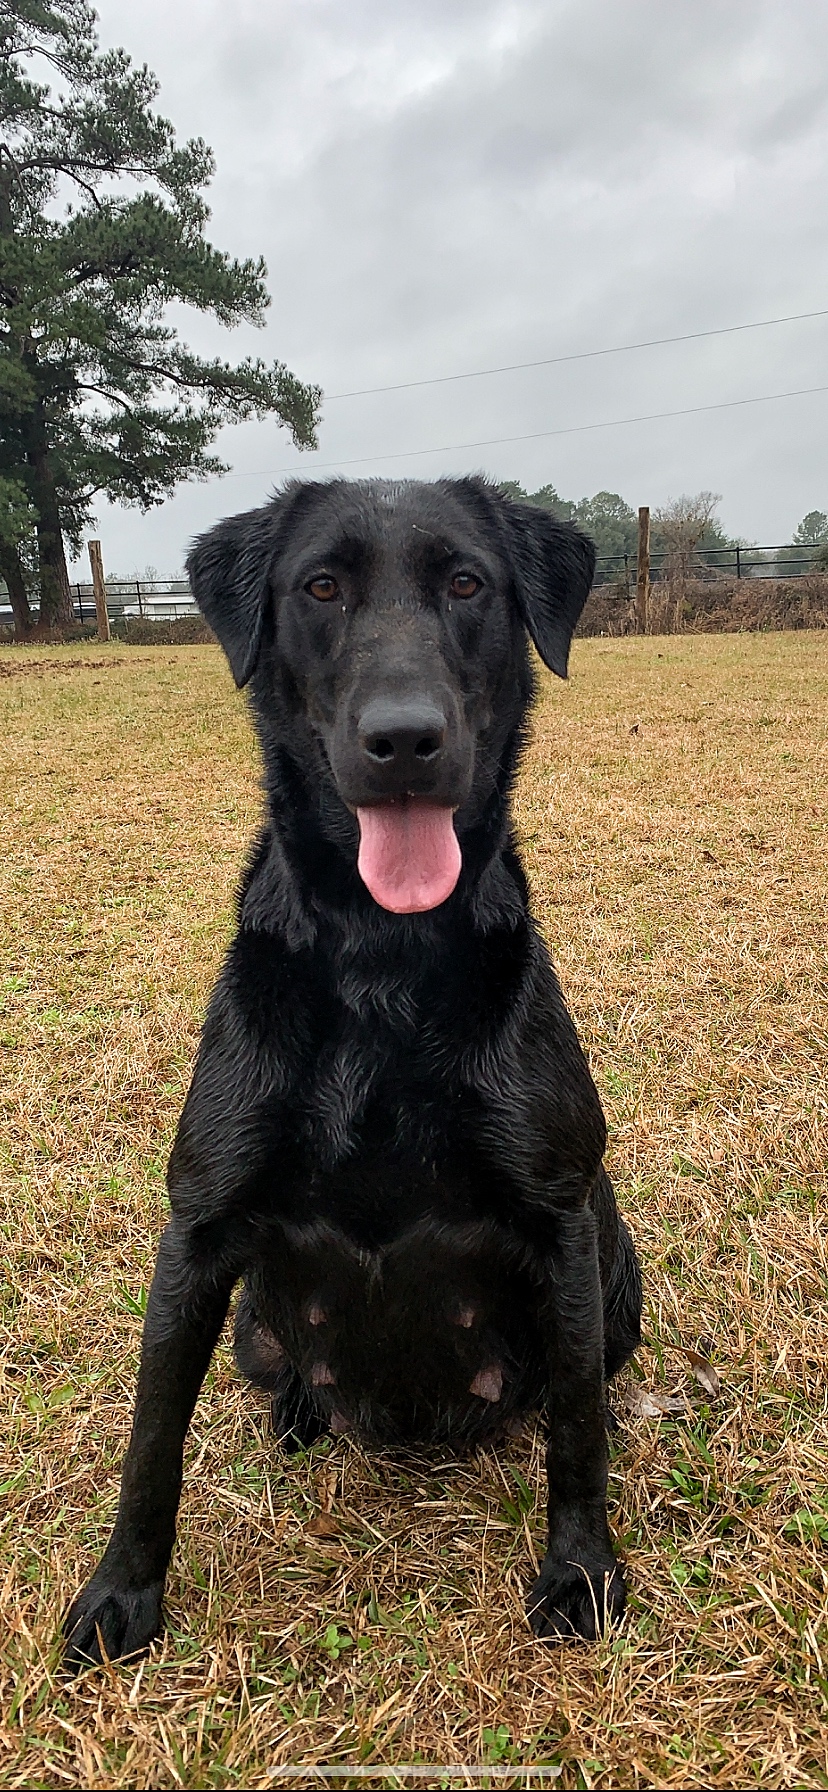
[64,475,642,1668]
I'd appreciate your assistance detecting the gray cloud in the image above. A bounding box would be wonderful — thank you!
[79,0,828,575]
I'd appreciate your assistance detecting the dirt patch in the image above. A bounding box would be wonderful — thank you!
[0,656,129,677]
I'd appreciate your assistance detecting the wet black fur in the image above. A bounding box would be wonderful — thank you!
[64,476,642,1668]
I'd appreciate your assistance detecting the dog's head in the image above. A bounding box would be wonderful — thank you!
[187,477,594,914]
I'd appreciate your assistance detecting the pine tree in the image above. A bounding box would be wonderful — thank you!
[0,0,320,631]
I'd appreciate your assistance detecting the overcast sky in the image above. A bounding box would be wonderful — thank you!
[78,0,828,577]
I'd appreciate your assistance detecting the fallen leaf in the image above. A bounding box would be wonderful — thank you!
[315,1466,338,1512]
[678,1347,721,1398]
[624,1385,688,1420]
[305,1513,340,1539]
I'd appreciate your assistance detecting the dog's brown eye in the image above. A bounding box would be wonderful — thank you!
[306,575,339,601]
[450,571,481,598]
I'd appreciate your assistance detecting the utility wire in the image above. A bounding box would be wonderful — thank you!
[323,307,828,400]
[232,381,828,479]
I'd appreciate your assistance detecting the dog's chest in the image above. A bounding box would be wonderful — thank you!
[287,948,482,1176]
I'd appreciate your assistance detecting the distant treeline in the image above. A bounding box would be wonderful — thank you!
[499,483,828,575]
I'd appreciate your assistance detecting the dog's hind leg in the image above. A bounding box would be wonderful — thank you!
[234,1285,328,1453]
[603,1213,642,1381]
[590,1169,642,1380]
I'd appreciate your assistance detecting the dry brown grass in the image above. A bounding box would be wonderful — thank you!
[0,634,826,1790]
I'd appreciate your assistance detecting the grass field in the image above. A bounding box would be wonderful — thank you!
[0,634,826,1791]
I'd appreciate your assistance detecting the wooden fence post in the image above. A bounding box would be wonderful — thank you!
[87,540,110,642]
[636,506,650,634]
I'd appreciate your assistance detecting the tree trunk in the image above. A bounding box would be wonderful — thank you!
[31,448,73,627]
[3,204,72,630]
[24,387,74,628]
[0,540,34,638]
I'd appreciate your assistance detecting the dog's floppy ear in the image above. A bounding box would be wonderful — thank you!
[186,500,284,688]
[498,498,595,678]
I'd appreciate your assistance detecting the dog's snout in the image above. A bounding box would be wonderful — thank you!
[358,700,447,780]
[335,683,471,808]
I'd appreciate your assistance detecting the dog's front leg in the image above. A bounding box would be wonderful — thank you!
[64,1217,235,1670]
[528,1205,625,1642]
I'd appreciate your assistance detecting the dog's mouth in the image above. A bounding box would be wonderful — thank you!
[356,800,460,913]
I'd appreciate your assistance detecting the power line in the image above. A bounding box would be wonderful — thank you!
[231,381,828,479]
[323,307,828,401]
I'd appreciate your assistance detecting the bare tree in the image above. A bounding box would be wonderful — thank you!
[653,492,722,584]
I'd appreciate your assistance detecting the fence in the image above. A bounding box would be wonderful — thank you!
[69,578,193,622]
[593,542,828,589]
[0,578,194,627]
[1,551,827,627]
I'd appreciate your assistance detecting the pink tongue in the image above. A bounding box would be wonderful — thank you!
[356,802,461,913]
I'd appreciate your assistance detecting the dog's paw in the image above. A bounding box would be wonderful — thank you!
[63,1576,164,1673]
[527,1549,626,1642]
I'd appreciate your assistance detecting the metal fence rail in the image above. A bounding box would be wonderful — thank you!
[68,578,193,623]
[69,550,828,609]
[593,542,828,587]
[1,551,827,625]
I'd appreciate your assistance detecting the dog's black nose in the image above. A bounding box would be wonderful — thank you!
[358,699,447,780]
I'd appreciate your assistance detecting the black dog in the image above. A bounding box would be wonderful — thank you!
[64,475,641,1668]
